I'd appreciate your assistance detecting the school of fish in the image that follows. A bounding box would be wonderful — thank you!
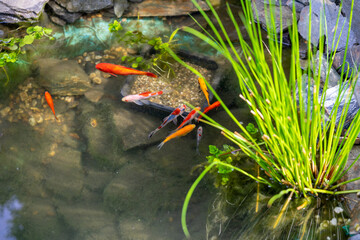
[44,62,221,153]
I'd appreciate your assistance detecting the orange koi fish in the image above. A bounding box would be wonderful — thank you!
[96,63,157,78]
[197,101,221,121]
[198,77,210,106]
[175,107,200,131]
[122,90,164,105]
[44,91,58,120]
[158,124,196,149]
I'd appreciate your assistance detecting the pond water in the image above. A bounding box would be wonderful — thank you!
[0,9,250,239]
[0,3,357,240]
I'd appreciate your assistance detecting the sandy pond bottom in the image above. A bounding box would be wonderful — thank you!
[129,61,213,109]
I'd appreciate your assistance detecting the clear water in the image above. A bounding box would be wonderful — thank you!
[0,13,244,240]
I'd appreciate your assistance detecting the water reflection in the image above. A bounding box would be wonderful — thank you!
[0,197,22,240]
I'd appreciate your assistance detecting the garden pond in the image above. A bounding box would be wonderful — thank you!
[0,2,359,240]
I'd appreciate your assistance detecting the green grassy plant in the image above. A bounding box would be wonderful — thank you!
[165,0,360,238]
[0,26,53,86]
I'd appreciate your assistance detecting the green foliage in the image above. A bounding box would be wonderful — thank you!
[246,123,258,135]
[206,145,235,185]
[0,26,53,85]
[108,20,177,76]
[166,0,360,238]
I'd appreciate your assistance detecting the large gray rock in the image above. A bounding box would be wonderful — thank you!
[342,0,360,45]
[333,44,360,76]
[298,0,357,51]
[54,0,113,13]
[33,58,91,96]
[312,51,341,87]
[0,0,49,23]
[47,0,82,23]
[252,0,295,33]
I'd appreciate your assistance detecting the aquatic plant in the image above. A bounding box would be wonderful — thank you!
[109,20,177,77]
[0,26,53,85]
[165,0,360,237]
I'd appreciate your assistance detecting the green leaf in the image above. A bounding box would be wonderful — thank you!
[7,45,18,51]
[33,26,42,32]
[26,27,34,34]
[121,56,127,62]
[44,28,53,35]
[19,35,35,47]
[132,62,138,68]
[148,39,156,45]
[135,56,143,63]
[209,145,219,155]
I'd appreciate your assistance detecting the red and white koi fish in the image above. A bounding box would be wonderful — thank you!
[175,107,201,131]
[158,124,196,150]
[197,101,221,121]
[148,104,186,139]
[44,91,58,120]
[196,126,203,154]
[122,90,164,105]
[96,63,157,78]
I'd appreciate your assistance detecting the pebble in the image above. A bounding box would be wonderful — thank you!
[92,77,102,85]
[0,107,11,117]
[28,117,36,126]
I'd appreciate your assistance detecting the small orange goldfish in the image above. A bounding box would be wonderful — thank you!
[197,101,221,121]
[44,91,58,120]
[198,77,210,106]
[158,124,196,149]
[96,63,157,78]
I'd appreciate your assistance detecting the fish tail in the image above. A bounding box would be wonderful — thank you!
[148,129,158,139]
[157,141,165,150]
[146,72,157,78]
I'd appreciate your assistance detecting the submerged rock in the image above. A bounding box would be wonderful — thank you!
[0,0,49,23]
[43,146,84,200]
[33,58,91,96]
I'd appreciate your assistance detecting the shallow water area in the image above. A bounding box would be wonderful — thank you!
[0,12,235,240]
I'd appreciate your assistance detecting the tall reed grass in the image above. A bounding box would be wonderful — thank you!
[166,0,360,237]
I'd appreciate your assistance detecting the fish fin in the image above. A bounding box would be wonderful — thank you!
[157,141,165,150]
[148,129,158,139]
[134,100,144,105]
[163,115,169,123]
[110,73,118,77]
[146,72,157,78]
[173,118,177,125]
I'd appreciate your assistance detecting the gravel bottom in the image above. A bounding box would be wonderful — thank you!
[129,62,213,109]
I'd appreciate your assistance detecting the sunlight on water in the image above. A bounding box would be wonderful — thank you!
[0,197,22,240]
